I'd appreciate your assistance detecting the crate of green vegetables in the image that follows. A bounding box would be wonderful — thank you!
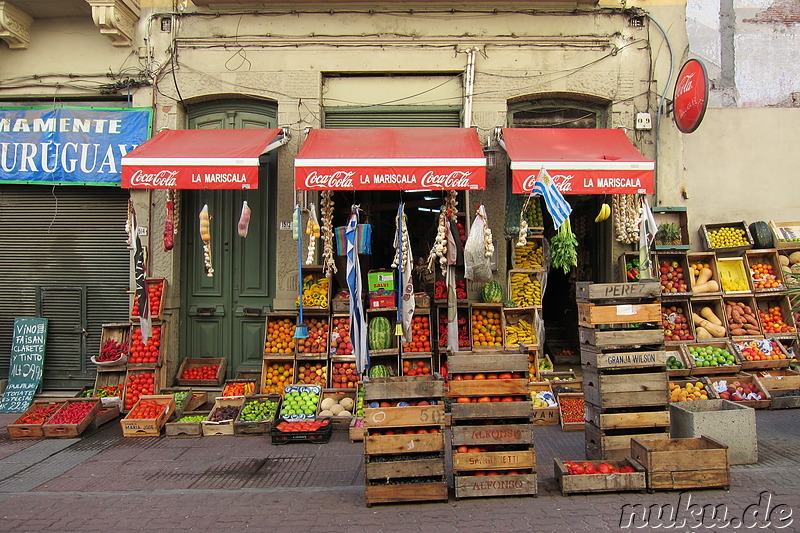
[233,394,281,435]
[165,411,211,438]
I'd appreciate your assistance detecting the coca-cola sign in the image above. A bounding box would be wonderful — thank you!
[304,170,355,189]
[129,169,179,188]
[673,59,709,134]
[295,166,484,190]
[420,170,473,189]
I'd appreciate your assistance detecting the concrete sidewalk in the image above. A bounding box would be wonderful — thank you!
[0,409,798,532]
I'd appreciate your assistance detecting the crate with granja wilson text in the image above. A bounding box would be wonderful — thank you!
[121,395,176,437]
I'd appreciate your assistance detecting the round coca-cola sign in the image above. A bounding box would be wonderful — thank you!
[673,58,709,134]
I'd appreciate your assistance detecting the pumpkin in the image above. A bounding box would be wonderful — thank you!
[749,221,774,249]
[368,316,393,351]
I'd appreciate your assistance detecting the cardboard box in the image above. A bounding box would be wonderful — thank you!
[368,270,395,292]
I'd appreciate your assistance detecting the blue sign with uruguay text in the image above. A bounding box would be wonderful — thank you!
[0,107,152,186]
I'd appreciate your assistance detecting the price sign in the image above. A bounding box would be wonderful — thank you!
[0,318,48,413]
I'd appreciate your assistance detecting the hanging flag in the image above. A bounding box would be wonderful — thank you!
[533,168,572,230]
[346,206,369,376]
[394,204,415,345]
[130,207,152,345]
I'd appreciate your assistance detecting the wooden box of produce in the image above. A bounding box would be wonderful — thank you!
[83,370,126,409]
[366,311,399,356]
[746,249,786,293]
[233,394,281,435]
[91,323,130,367]
[585,403,671,431]
[585,423,670,461]
[581,346,668,371]
[470,304,504,350]
[175,358,226,386]
[298,266,330,310]
[42,399,102,438]
[554,457,646,495]
[363,376,445,402]
[202,397,245,436]
[90,406,121,429]
[450,399,532,421]
[295,315,330,358]
[272,418,333,445]
[681,342,740,376]
[126,323,166,367]
[691,299,727,341]
[365,428,445,455]
[699,222,753,253]
[578,302,661,327]
[717,257,753,294]
[706,374,771,409]
[452,448,536,472]
[652,207,690,250]
[295,360,328,387]
[723,296,762,339]
[159,387,194,413]
[122,368,161,413]
[530,382,559,426]
[687,253,722,296]
[260,359,294,395]
[665,347,692,377]
[120,395,176,437]
[452,423,535,447]
[447,352,529,374]
[668,378,715,403]
[165,411,211,438]
[130,278,166,322]
[349,417,365,442]
[401,313,433,357]
[263,314,297,356]
[448,377,530,398]
[363,403,446,428]
[576,280,662,302]
[7,400,65,440]
[619,252,649,282]
[558,392,586,431]
[453,471,537,500]
[365,480,449,507]
[654,253,692,296]
[317,390,356,428]
[507,270,543,308]
[582,367,669,408]
[503,308,539,351]
[770,220,800,249]
[755,295,797,338]
[511,235,546,270]
[733,338,791,370]
[579,326,664,351]
[746,369,800,409]
[221,379,258,398]
[630,436,730,491]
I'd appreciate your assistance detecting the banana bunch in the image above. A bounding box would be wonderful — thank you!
[594,202,611,222]
[513,241,544,269]
[506,318,537,346]
[510,273,542,307]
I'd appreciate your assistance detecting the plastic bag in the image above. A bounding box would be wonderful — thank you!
[464,211,492,283]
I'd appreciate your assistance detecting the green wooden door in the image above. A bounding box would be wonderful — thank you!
[182,102,278,378]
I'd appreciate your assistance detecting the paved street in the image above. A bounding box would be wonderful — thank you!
[0,408,798,532]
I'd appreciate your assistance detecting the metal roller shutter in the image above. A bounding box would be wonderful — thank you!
[0,186,130,389]
[324,106,462,128]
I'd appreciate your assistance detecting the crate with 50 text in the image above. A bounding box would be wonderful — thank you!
[120,395,176,437]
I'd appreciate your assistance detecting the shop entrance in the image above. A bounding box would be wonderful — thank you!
[180,101,278,378]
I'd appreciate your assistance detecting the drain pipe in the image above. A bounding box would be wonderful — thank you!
[646,12,675,208]
[463,48,477,128]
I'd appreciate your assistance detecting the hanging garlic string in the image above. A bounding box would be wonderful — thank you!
[476,205,495,259]
[320,191,337,276]
[305,203,321,265]
[391,211,410,269]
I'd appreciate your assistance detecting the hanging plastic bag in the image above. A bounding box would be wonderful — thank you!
[464,206,493,283]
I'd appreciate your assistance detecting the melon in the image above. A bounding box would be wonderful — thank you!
[330,404,344,416]
[790,251,800,265]
[339,397,354,411]
[481,280,503,303]
[318,410,333,417]
[320,397,335,411]
[369,365,392,378]
[339,410,352,417]
[369,316,393,350]
[749,221,774,249]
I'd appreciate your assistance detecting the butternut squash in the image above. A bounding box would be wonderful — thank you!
[699,306,723,326]
[695,326,714,340]
[692,312,727,338]
[692,280,719,294]
[695,267,713,285]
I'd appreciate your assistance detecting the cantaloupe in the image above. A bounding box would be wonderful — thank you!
[330,404,344,416]
[340,397,354,411]
[320,398,335,411]
[790,251,800,265]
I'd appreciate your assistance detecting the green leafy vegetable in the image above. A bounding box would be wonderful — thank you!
[550,218,578,274]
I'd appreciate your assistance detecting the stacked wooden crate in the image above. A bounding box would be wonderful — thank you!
[578,281,671,461]
[362,377,448,507]
[447,352,537,499]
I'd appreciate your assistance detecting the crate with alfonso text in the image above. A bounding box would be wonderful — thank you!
[42,399,102,438]
[120,395,176,437]
[7,400,66,440]
[130,278,167,322]
[175,358,226,387]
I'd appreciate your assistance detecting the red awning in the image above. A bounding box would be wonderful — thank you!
[294,128,486,191]
[500,128,654,195]
[122,128,285,189]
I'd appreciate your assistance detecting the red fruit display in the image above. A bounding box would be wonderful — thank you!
[659,261,688,294]
[297,362,327,385]
[403,315,431,353]
[403,360,432,376]
[131,280,164,317]
[180,364,219,381]
[661,304,694,342]
[331,361,359,388]
[330,317,354,355]
[129,326,161,364]
[45,402,96,425]
[439,312,470,348]
[125,372,156,411]
[128,399,167,420]
[434,279,467,300]
[296,317,329,355]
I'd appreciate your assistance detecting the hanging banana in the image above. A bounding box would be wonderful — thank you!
[594,202,611,223]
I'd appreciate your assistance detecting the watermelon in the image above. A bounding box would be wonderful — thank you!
[369,316,393,350]
[369,365,392,378]
[481,280,503,303]
[749,221,774,249]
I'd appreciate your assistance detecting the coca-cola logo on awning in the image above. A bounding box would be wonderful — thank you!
[129,169,179,187]
[521,173,574,193]
[304,170,355,189]
[420,170,474,189]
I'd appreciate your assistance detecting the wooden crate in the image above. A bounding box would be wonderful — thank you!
[746,249,786,293]
[686,252,723,296]
[90,406,121,429]
[263,313,298,356]
[7,400,66,440]
[585,403,671,430]
[581,347,667,371]
[582,366,669,408]
[451,424,534,446]
[453,472,537,499]
[585,422,670,461]
[202,396,245,436]
[507,271,543,308]
[447,352,529,374]
[554,457,646,495]
[630,436,730,491]
[452,449,536,472]
[120,395,176,437]
[503,307,540,351]
[770,220,800,249]
[130,278,167,321]
[221,378,258,398]
[699,221,753,253]
[732,338,791,370]
[746,369,800,409]
[449,400,532,421]
[126,323,166,368]
[299,265,331,310]
[448,379,530,398]
[717,257,753,294]
[576,281,661,302]
[619,251,650,282]
[365,431,445,455]
[754,295,797,338]
[654,253,692,297]
[295,315,330,358]
[578,302,662,327]
[349,418,366,442]
[470,303,505,350]
[364,455,446,480]
[557,393,585,431]
[530,382,559,426]
[42,399,102,438]
[122,368,162,413]
[705,374,772,409]
[233,394,281,435]
[579,326,664,351]
[363,376,445,402]
[165,411,210,438]
[681,341,741,376]
[318,389,356,429]
[365,481,449,507]
[689,298,726,340]
[363,404,446,428]
[260,358,294,395]
[652,207,690,250]
[175,358,226,386]
[92,322,131,367]
[511,235,546,270]
[665,347,692,377]
[668,378,717,403]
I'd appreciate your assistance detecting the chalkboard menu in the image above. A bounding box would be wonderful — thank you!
[0,318,48,413]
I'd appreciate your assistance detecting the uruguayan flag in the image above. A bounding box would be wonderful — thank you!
[533,168,572,230]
